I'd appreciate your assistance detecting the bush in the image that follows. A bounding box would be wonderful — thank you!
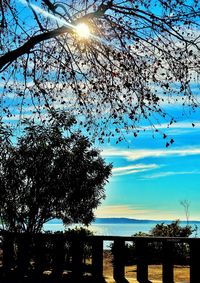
[110,220,195,265]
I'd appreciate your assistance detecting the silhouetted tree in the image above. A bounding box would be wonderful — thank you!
[180,200,190,225]
[0,113,112,233]
[0,0,200,142]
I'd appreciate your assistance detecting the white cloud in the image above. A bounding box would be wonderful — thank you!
[142,170,200,179]
[140,121,200,136]
[95,204,157,218]
[102,147,200,161]
[144,121,200,130]
[112,163,159,176]
[94,204,183,220]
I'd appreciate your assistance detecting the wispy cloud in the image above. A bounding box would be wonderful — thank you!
[142,170,200,179]
[112,163,160,176]
[102,147,200,161]
[143,121,200,131]
[95,204,157,218]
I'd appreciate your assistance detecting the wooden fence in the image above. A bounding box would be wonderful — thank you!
[0,232,200,282]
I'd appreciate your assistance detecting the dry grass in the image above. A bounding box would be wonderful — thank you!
[102,251,190,283]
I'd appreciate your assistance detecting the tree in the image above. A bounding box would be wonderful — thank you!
[180,199,190,225]
[0,113,112,233]
[0,0,200,142]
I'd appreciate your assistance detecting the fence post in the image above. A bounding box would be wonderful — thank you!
[190,239,200,283]
[52,234,65,278]
[71,235,83,280]
[113,238,126,281]
[92,236,104,279]
[34,234,47,276]
[16,233,31,277]
[136,239,151,283]
[2,232,15,274]
[162,240,174,283]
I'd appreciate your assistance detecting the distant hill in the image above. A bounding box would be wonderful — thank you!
[47,218,155,224]
[93,218,158,224]
[47,218,200,225]
[93,218,200,224]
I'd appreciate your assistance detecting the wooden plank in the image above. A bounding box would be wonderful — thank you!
[71,236,83,279]
[113,238,125,280]
[92,237,104,278]
[162,241,174,283]
[16,233,31,276]
[2,233,15,273]
[136,239,151,283]
[190,239,200,283]
[34,234,48,275]
[51,234,65,277]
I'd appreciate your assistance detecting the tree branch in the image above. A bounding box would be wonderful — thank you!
[0,1,113,72]
[0,26,69,72]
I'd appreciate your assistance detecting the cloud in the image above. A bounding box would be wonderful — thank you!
[95,204,157,218]
[112,163,159,176]
[143,121,200,131]
[102,147,200,162]
[94,204,183,220]
[142,170,200,179]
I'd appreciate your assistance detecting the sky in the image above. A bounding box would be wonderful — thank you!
[94,107,200,221]
[4,94,200,222]
[2,0,200,222]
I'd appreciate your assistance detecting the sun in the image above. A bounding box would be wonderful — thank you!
[75,23,91,39]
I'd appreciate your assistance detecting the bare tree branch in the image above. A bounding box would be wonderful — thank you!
[0,0,200,143]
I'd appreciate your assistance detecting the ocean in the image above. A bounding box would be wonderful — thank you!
[43,222,200,237]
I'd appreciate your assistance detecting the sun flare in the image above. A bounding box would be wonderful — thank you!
[75,23,91,38]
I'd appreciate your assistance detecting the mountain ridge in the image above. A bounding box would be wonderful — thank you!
[94,217,200,224]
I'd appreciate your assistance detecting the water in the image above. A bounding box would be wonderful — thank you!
[43,222,200,237]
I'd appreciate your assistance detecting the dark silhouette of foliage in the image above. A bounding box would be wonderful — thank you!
[149,219,193,237]
[111,220,194,265]
[142,220,193,264]
[0,0,200,142]
[64,227,94,266]
[0,114,112,233]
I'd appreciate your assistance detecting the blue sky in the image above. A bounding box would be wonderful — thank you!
[94,107,200,221]
[4,98,200,221]
[2,0,200,222]
[2,67,200,222]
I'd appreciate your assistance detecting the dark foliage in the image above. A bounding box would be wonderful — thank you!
[111,220,195,265]
[149,219,194,237]
[0,115,112,233]
[0,228,95,281]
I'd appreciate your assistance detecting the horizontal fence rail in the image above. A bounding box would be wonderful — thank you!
[0,232,199,282]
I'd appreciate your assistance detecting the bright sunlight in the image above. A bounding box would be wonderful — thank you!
[75,23,91,38]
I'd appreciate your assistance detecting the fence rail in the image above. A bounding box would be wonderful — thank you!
[0,232,200,282]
